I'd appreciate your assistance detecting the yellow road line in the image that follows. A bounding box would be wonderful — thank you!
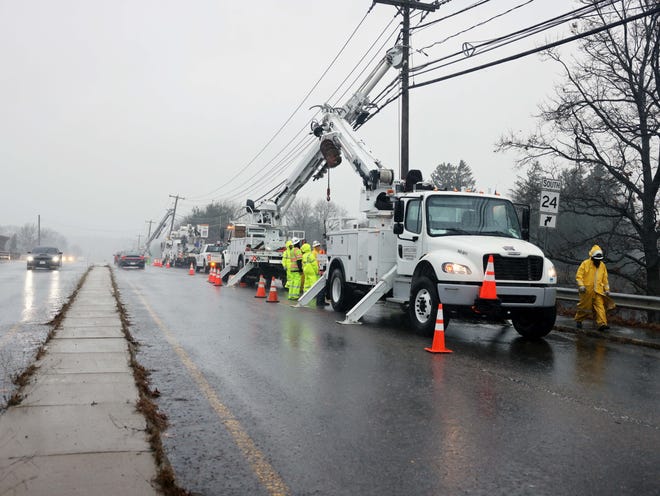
[135,292,290,496]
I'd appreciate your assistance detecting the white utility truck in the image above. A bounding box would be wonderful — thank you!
[233,45,558,338]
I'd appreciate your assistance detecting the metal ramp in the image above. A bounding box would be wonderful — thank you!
[338,266,397,325]
[218,264,232,280]
[225,262,255,287]
[295,274,326,307]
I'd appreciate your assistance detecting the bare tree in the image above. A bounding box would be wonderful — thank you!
[499,0,659,297]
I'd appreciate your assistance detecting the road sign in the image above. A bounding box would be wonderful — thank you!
[540,190,560,214]
[541,178,561,191]
[540,214,557,228]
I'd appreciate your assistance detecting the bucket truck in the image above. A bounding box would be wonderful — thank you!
[161,224,209,268]
[222,47,405,287]
[238,46,559,339]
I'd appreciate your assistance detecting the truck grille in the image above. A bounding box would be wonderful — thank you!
[484,254,544,281]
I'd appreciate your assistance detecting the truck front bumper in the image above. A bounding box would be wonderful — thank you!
[437,283,556,307]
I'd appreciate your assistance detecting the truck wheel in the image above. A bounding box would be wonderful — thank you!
[409,276,445,337]
[511,306,556,339]
[330,268,353,312]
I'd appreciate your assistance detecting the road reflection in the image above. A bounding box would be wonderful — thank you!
[22,270,34,322]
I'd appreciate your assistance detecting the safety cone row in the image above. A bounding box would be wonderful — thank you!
[189,263,195,275]
[214,268,222,286]
[266,277,279,303]
[208,267,215,283]
[255,274,267,298]
[425,304,452,353]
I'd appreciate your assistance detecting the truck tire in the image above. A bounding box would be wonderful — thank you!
[409,276,446,337]
[330,268,353,312]
[511,306,556,339]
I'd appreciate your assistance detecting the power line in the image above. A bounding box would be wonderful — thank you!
[361,0,636,122]
[408,3,660,90]
[185,8,374,202]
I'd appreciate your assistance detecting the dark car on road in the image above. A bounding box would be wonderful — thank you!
[27,246,63,270]
[118,253,145,269]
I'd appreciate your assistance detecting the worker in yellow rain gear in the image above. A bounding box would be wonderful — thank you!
[301,242,319,304]
[288,238,303,301]
[281,240,292,289]
[575,244,615,331]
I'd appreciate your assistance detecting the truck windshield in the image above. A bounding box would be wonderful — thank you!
[426,195,522,239]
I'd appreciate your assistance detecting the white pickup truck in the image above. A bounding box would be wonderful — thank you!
[195,243,225,273]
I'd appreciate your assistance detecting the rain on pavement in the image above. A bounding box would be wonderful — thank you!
[0,260,88,406]
[112,265,660,496]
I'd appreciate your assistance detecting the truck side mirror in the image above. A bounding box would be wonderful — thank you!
[393,223,404,235]
[515,203,531,241]
[393,199,404,223]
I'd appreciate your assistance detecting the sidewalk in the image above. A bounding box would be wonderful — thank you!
[0,266,160,495]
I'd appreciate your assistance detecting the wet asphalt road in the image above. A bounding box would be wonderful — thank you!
[0,260,88,406]
[117,266,658,495]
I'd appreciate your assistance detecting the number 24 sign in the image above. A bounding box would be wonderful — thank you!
[540,190,560,213]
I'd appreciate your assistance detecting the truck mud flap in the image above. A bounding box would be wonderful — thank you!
[338,266,397,325]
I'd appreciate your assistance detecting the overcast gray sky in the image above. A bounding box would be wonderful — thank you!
[0,0,581,256]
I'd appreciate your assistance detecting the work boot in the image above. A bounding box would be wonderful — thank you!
[598,325,610,332]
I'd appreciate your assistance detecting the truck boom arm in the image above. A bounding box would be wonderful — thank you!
[253,47,403,223]
[142,208,173,256]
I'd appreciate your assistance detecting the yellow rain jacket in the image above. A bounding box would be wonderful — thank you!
[575,244,615,326]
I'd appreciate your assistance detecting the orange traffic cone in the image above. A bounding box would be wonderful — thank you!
[266,277,279,303]
[208,267,214,283]
[214,268,222,287]
[189,263,195,275]
[255,274,267,298]
[479,255,497,300]
[425,304,452,353]
[473,254,500,314]
[166,261,170,268]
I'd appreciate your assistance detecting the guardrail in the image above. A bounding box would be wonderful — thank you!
[556,287,660,312]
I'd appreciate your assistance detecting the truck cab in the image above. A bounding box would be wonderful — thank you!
[326,186,558,339]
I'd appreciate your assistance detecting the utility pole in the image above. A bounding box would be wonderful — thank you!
[145,220,154,241]
[373,0,438,180]
[169,194,185,235]
[37,214,41,245]
[137,234,141,251]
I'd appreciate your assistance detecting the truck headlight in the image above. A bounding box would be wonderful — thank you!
[52,256,60,262]
[547,264,557,283]
[27,256,33,261]
[442,262,471,275]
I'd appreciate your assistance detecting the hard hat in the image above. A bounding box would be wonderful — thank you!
[591,250,603,260]
[285,240,293,248]
[291,237,301,246]
[312,240,320,247]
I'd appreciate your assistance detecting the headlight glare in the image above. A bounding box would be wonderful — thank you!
[442,262,471,275]
[52,256,60,262]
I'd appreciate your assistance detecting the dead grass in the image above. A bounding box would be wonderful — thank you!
[109,266,191,496]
